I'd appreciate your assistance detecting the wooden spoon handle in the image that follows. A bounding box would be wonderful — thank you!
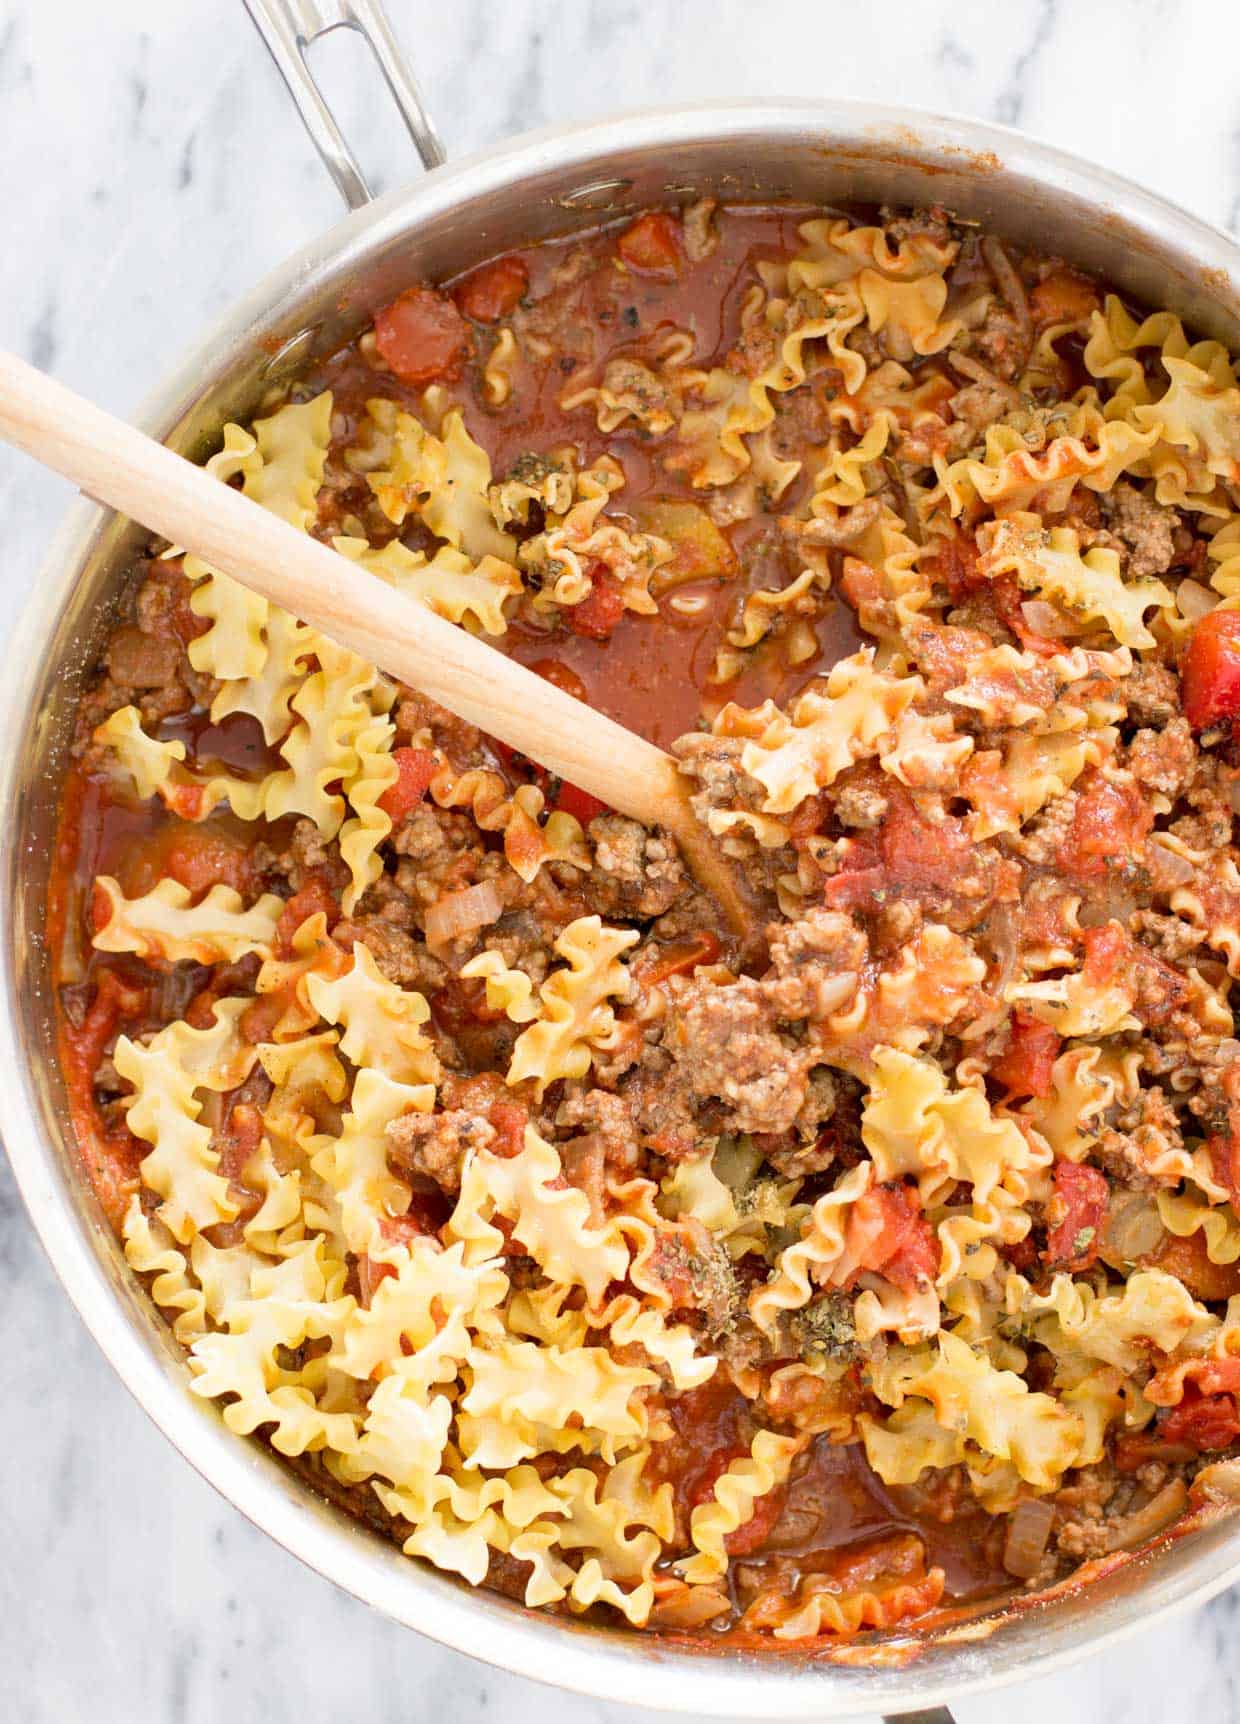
[0,351,684,827]
[0,353,760,942]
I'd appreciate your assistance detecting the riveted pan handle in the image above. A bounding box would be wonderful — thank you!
[242,0,445,208]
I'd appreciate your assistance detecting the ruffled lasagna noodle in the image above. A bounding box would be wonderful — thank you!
[50,200,1240,1647]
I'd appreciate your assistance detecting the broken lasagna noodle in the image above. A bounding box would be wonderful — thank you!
[51,201,1240,1644]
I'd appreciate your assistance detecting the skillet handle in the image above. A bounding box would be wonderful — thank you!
[883,1710,958,1723]
[241,0,445,208]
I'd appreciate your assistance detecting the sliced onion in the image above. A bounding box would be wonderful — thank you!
[1020,599,1075,638]
[983,235,1033,335]
[1078,889,1138,928]
[987,903,1019,995]
[559,1132,607,1227]
[58,900,86,983]
[960,903,1019,1042]
[1002,1498,1055,1579]
[639,500,735,593]
[1100,1192,1166,1269]
[785,619,819,666]
[1146,836,1197,888]
[1176,579,1216,620]
[1192,1458,1240,1503]
[1103,1478,1188,1553]
[424,879,502,949]
[958,910,1020,1041]
[949,350,1022,401]
[714,1134,764,1190]
[650,1585,732,1631]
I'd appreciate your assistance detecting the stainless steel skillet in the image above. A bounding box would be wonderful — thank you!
[4,2,1240,1717]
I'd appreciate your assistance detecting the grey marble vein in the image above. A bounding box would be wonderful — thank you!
[992,0,1058,127]
[6,1,1240,1720]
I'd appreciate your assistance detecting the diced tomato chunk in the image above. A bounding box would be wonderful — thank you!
[1080,920,1187,1027]
[616,211,682,276]
[1080,921,1130,989]
[118,822,257,899]
[1043,1161,1108,1270]
[1183,610,1240,730]
[1209,1127,1240,1209]
[1159,1387,1240,1452]
[1057,771,1153,879]
[826,788,1010,916]
[992,1012,1061,1099]
[1191,1357,1240,1397]
[566,570,625,640]
[929,533,1059,651]
[275,873,338,956]
[553,782,610,825]
[487,1101,528,1158]
[877,790,972,890]
[1029,271,1100,328]
[453,254,529,322]
[845,1184,939,1290]
[378,746,437,823]
[933,532,981,602]
[381,1207,442,1248]
[372,284,471,386]
[164,829,257,896]
[885,1231,940,1292]
[881,1214,939,1292]
[823,861,885,913]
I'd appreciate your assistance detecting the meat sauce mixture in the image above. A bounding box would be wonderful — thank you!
[50,197,1240,1644]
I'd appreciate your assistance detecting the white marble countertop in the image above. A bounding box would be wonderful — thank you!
[6,2,1240,1719]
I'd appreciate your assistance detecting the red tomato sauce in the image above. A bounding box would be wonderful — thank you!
[45,202,1032,1640]
[648,1379,1010,1618]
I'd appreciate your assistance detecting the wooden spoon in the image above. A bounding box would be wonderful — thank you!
[0,353,759,944]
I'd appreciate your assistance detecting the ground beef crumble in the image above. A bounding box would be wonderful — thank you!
[386,1107,496,1192]
[665,975,815,1135]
